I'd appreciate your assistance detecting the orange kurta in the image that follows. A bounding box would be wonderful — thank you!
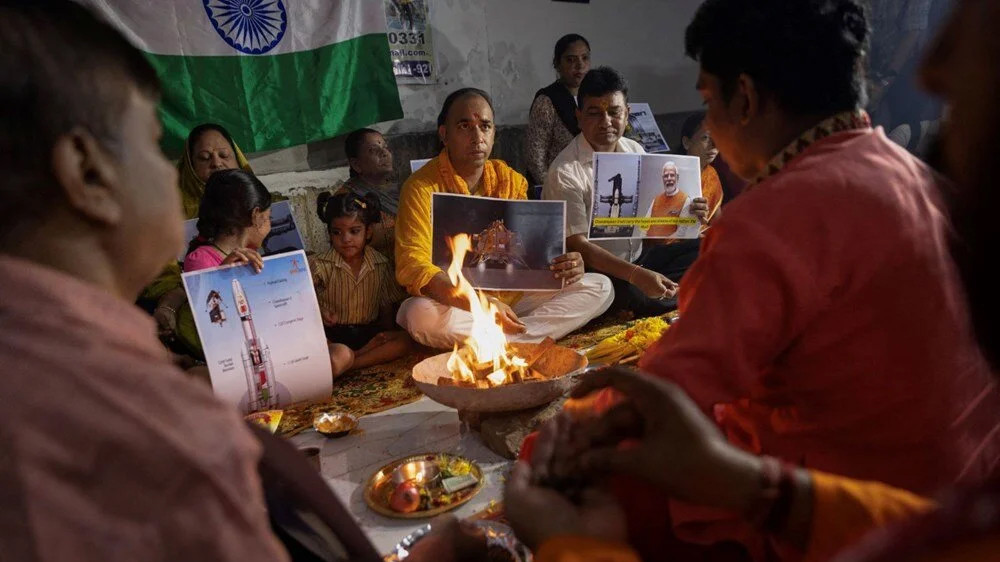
[521,113,1000,561]
[804,471,934,562]
[526,470,935,562]
[632,121,1000,560]
[646,190,689,237]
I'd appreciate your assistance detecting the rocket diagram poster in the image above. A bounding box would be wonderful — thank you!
[589,153,703,240]
[181,250,332,414]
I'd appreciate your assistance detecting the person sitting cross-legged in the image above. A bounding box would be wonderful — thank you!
[543,66,712,318]
[394,87,614,349]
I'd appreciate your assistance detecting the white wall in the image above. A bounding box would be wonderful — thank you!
[386,0,705,134]
[252,0,705,173]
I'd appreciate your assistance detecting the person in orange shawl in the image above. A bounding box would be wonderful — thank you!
[516,0,1000,560]
[394,88,614,349]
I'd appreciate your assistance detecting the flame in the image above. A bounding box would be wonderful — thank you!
[445,234,526,387]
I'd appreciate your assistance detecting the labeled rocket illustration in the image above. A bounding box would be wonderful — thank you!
[232,279,278,413]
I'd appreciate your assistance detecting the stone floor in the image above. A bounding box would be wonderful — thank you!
[290,397,511,554]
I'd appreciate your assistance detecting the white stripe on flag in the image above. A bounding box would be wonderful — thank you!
[83,0,386,56]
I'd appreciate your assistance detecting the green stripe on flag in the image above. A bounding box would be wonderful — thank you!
[149,33,403,157]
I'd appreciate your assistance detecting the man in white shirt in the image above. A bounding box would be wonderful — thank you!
[543,67,707,316]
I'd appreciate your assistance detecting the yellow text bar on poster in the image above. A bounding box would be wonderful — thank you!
[593,217,699,228]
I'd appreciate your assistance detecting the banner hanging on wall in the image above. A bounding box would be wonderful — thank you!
[82,1,403,156]
[384,0,437,84]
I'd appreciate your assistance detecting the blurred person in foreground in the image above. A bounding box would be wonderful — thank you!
[506,0,1000,560]
[517,0,1000,560]
[0,1,486,560]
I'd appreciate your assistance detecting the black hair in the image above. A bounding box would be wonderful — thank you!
[680,111,707,145]
[684,0,869,116]
[188,169,272,254]
[436,88,494,127]
[344,128,382,178]
[577,66,629,107]
[0,0,160,241]
[316,191,382,232]
[186,123,237,159]
[552,34,590,68]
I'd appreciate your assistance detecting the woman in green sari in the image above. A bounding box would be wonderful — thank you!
[145,124,252,358]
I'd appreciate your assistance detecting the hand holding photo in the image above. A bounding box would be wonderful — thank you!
[431,193,567,291]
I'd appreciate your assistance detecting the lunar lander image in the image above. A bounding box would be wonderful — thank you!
[470,219,529,271]
[232,278,279,414]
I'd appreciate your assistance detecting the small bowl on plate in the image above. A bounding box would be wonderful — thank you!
[391,460,441,487]
[312,411,358,438]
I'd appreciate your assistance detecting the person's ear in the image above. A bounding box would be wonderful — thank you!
[735,73,758,126]
[681,136,692,152]
[438,124,447,146]
[253,207,268,228]
[50,127,122,226]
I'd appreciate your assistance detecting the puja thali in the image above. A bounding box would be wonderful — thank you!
[364,453,485,519]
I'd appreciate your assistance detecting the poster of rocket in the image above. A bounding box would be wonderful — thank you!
[590,153,703,240]
[181,250,332,414]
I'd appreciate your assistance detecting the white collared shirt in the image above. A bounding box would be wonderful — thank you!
[542,133,645,263]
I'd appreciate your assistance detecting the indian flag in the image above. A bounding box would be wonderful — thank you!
[83,0,403,155]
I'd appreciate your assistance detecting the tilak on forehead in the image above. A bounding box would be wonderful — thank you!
[600,100,610,112]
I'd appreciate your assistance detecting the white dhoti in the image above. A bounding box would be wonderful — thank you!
[397,273,614,349]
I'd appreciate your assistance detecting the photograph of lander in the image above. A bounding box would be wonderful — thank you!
[231,278,279,414]
[431,193,565,291]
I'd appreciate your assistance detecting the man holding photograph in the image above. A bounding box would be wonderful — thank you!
[394,88,613,349]
[543,67,709,317]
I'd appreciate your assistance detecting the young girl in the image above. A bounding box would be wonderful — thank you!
[310,192,412,375]
[183,169,272,273]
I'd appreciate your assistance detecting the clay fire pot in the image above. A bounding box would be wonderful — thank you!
[411,342,587,413]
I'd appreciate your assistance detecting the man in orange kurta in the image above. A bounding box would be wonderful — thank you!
[627,1,1000,558]
[645,162,692,238]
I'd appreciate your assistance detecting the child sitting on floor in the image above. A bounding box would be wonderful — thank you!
[183,169,271,273]
[310,192,412,377]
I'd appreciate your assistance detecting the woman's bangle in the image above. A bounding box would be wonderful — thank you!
[156,305,177,315]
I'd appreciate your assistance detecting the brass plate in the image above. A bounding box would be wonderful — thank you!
[364,453,484,519]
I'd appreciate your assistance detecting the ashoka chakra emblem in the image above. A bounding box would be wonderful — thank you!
[203,0,288,55]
